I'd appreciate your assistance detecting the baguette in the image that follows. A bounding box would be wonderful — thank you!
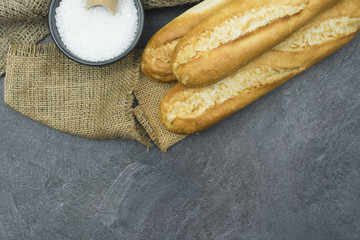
[172,0,341,88]
[161,0,360,134]
[141,0,230,82]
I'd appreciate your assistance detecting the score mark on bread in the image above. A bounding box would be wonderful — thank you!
[141,0,230,82]
[275,17,360,51]
[162,13,360,133]
[173,3,307,68]
[172,0,341,88]
[165,66,302,125]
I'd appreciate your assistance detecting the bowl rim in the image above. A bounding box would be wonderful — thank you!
[48,0,144,66]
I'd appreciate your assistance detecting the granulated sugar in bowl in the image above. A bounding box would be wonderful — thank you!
[55,0,139,62]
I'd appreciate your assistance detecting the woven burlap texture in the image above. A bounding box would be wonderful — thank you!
[0,0,51,75]
[134,74,187,152]
[4,44,151,145]
[0,0,201,75]
[2,0,199,151]
[5,44,187,151]
[143,0,201,9]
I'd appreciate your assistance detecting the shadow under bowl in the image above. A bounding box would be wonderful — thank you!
[48,0,144,66]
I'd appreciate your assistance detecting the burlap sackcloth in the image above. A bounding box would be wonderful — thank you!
[0,0,201,75]
[1,0,198,151]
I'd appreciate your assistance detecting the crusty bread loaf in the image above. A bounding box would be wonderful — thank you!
[161,0,360,134]
[172,0,341,88]
[141,0,230,82]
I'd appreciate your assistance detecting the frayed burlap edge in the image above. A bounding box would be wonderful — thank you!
[0,38,11,76]
[133,106,165,151]
[133,69,187,152]
[4,43,152,146]
[143,0,201,9]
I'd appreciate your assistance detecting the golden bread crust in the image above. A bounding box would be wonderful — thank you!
[161,0,360,134]
[172,0,340,88]
[141,0,230,82]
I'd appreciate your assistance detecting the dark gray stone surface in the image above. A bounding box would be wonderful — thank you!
[1,6,360,240]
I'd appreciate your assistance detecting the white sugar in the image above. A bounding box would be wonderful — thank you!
[55,0,138,62]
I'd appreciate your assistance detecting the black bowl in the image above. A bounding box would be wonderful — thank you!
[48,0,144,66]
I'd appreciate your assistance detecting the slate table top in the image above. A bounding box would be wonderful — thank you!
[1,5,360,240]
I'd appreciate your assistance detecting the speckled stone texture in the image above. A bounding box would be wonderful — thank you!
[1,6,360,240]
